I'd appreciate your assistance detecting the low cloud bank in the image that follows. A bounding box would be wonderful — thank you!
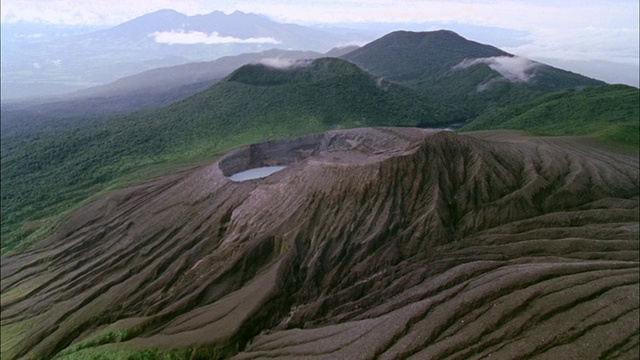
[453,56,541,83]
[151,31,281,45]
[256,58,313,70]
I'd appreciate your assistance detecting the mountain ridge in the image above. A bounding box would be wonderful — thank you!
[98,9,330,43]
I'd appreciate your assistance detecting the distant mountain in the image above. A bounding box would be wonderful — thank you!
[63,45,356,101]
[341,30,606,120]
[1,10,365,99]
[77,9,353,56]
[98,10,349,50]
[0,48,359,137]
[323,45,360,57]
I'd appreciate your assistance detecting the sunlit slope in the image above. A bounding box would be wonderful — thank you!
[462,84,640,148]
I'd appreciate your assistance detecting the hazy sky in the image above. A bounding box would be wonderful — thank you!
[2,0,639,84]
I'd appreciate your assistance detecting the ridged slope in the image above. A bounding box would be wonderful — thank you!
[1,128,638,359]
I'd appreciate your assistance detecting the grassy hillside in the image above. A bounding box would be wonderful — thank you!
[0,58,438,254]
[461,85,640,148]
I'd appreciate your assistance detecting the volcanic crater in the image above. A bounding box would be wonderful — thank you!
[1,128,638,359]
[219,127,427,181]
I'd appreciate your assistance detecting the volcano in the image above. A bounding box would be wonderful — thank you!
[1,128,638,359]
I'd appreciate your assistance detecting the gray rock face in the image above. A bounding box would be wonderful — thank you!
[219,132,323,177]
[1,128,638,359]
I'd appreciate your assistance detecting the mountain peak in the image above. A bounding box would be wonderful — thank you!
[377,29,505,54]
[340,29,604,122]
[341,29,509,81]
[132,8,186,22]
[206,10,226,16]
[107,8,188,35]
[388,29,462,38]
[147,8,182,16]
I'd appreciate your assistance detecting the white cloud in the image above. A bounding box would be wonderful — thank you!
[503,27,639,67]
[256,58,313,69]
[453,56,542,83]
[150,31,280,45]
[20,33,45,38]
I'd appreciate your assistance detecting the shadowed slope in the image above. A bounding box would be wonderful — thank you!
[341,30,509,82]
[341,30,604,90]
[341,30,606,122]
[1,128,638,359]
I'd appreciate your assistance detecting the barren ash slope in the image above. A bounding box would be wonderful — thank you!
[1,127,638,359]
